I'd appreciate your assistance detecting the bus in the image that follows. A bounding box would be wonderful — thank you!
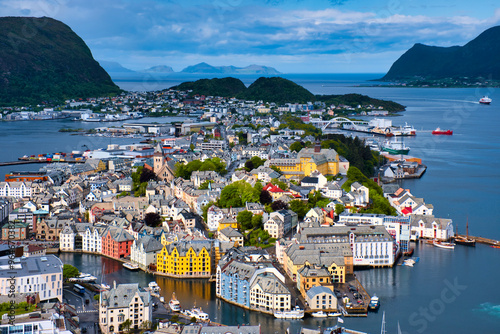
[73,284,85,294]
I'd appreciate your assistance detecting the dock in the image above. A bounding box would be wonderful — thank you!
[455,234,500,246]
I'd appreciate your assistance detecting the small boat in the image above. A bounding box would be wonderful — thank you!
[311,311,328,318]
[368,295,380,311]
[182,307,210,321]
[169,292,181,312]
[100,283,111,290]
[381,139,410,155]
[148,281,160,294]
[432,128,453,135]
[274,306,305,319]
[491,245,500,249]
[454,218,476,247]
[479,96,492,104]
[69,272,98,283]
[328,312,342,317]
[122,262,140,271]
[433,240,455,249]
[403,259,416,267]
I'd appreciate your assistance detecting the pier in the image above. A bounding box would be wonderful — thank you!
[455,234,500,246]
[0,160,85,167]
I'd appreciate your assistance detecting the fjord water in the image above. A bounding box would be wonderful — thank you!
[2,74,500,333]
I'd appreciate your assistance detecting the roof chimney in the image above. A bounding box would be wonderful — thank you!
[314,139,321,153]
[113,280,116,290]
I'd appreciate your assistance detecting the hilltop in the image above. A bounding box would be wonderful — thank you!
[381,26,500,83]
[239,77,314,104]
[170,77,247,97]
[181,62,280,75]
[0,17,121,104]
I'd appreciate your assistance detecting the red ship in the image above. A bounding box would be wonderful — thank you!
[432,128,453,135]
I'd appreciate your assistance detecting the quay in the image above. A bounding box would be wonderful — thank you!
[455,234,500,246]
[0,160,85,167]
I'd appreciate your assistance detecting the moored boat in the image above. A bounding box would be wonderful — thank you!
[148,281,161,294]
[381,140,410,155]
[454,218,476,247]
[182,307,210,321]
[479,96,492,104]
[368,295,380,311]
[169,292,181,312]
[328,312,342,317]
[274,306,305,319]
[432,128,453,135]
[491,245,500,249]
[433,240,455,249]
[311,311,328,318]
[122,262,140,271]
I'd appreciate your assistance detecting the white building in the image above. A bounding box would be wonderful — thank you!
[0,314,72,334]
[99,282,152,334]
[0,182,32,198]
[130,236,163,269]
[264,215,284,239]
[59,225,76,251]
[250,273,291,313]
[0,255,63,302]
[410,215,454,241]
[206,205,225,231]
[320,182,343,199]
[83,225,106,253]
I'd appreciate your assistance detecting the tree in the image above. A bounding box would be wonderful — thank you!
[271,200,288,211]
[289,141,304,152]
[218,181,259,208]
[198,180,210,190]
[237,210,254,231]
[202,201,216,222]
[139,167,157,183]
[251,214,263,229]
[335,204,345,216]
[144,212,162,227]
[63,264,80,280]
[260,190,273,205]
[289,200,309,219]
[63,264,79,280]
[120,319,132,332]
[271,178,288,191]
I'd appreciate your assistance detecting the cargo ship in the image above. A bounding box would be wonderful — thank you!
[432,128,453,135]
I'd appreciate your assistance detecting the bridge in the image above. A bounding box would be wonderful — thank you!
[309,117,369,131]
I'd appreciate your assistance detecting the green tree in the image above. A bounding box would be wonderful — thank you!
[237,210,254,231]
[289,200,309,219]
[144,212,162,227]
[271,178,288,191]
[271,200,288,211]
[218,181,259,208]
[63,264,79,280]
[260,190,273,205]
[198,180,210,190]
[289,141,304,152]
[251,214,263,229]
[120,319,132,332]
[335,204,345,216]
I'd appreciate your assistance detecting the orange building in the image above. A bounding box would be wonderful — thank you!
[5,172,48,182]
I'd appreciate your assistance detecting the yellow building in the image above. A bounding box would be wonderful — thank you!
[157,240,212,278]
[266,142,340,179]
[217,216,239,231]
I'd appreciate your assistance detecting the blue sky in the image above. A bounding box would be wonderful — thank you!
[1,0,500,73]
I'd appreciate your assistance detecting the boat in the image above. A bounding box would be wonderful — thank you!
[182,307,210,321]
[479,96,492,104]
[392,123,417,136]
[122,262,140,271]
[381,139,410,155]
[403,259,416,267]
[491,245,500,249]
[169,292,181,312]
[454,218,476,247]
[328,312,342,317]
[432,128,453,135]
[311,311,328,318]
[274,306,305,319]
[368,295,380,311]
[148,281,161,294]
[69,272,98,283]
[433,240,455,249]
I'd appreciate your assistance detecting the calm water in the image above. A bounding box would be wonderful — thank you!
[2,74,500,333]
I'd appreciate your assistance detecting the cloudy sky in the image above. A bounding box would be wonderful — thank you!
[2,0,500,73]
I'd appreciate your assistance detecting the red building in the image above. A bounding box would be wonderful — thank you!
[101,227,135,259]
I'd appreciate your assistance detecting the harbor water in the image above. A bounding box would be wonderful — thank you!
[2,74,500,333]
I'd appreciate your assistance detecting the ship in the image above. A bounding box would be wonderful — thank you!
[381,140,410,155]
[169,292,181,312]
[479,96,492,104]
[182,306,210,321]
[454,218,475,247]
[392,123,417,136]
[432,128,453,135]
[311,310,328,318]
[274,306,305,319]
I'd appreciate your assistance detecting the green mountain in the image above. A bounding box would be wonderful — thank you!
[170,77,247,97]
[381,26,500,81]
[180,62,280,75]
[0,17,121,104]
[315,93,405,112]
[238,77,315,104]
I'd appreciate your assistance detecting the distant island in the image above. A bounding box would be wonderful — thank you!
[170,77,405,111]
[0,17,121,105]
[100,61,280,75]
[380,25,500,87]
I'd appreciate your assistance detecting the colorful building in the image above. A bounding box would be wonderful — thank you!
[101,227,135,259]
[156,240,212,278]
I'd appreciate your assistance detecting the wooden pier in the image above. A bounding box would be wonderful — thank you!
[455,234,500,246]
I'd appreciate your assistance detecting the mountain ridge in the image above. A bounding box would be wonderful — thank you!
[381,25,500,81]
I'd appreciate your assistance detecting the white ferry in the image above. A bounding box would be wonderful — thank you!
[479,96,492,104]
[169,292,181,312]
[182,307,209,321]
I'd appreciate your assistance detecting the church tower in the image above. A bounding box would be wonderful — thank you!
[153,143,164,173]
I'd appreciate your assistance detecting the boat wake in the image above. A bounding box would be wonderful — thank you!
[474,302,500,318]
